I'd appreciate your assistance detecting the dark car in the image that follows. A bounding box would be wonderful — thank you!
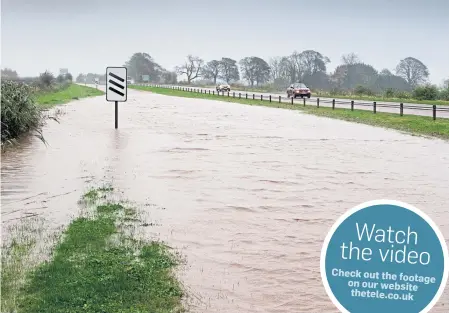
[287,83,311,98]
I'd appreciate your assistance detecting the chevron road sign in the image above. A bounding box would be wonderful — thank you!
[106,67,127,102]
[106,67,127,129]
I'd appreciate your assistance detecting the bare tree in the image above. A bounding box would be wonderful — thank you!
[395,57,429,88]
[175,55,204,83]
[341,53,360,65]
[269,57,282,81]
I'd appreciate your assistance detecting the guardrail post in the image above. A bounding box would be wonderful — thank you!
[269,95,272,102]
[233,92,235,98]
[213,90,215,95]
[291,97,293,105]
[400,103,403,116]
[239,93,241,99]
[227,92,230,97]
[317,98,320,108]
[261,95,263,101]
[433,105,436,120]
[246,93,248,99]
[279,96,281,103]
[351,100,354,111]
[332,99,335,109]
[303,98,306,106]
[373,101,377,113]
[253,94,255,100]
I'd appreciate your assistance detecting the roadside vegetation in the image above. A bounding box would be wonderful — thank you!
[1,70,104,148]
[1,186,185,313]
[131,85,449,140]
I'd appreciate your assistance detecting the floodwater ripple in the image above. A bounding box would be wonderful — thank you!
[1,89,448,312]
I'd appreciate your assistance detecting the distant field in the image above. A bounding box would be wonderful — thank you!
[131,85,449,140]
[36,84,104,109]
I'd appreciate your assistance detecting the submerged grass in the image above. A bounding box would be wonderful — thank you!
[1,217,50,312]
[2,186,184,313]
[131,85,449,140]
[36,84,104,109]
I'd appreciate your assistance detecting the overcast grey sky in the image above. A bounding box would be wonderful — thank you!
[1,0,448,84]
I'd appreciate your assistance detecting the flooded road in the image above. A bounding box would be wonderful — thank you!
[2,88,449,312]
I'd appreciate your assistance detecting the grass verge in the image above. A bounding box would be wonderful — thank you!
[1,187,184,313]
[36,84,104,109]
[130,85,449,140]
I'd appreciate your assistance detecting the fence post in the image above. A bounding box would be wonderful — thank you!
[433,105,436,120]
[239,93,241,99]
[351,100,354,111]
[303,97,306,106]
[253,94,255,100]
[246,93,248,99]
[291,97,293,105]
[269,95,271,102]
[261,95,263,101]
[233,92,235,98]
[227,92,230,97]
[400,103,403,116]
[317,98,320,108]
[332,99,335,110]
[373,101,377,114]
[279,96,281,103]
[213,90,215,95]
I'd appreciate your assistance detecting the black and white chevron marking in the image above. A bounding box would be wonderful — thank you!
[108,72,125,96]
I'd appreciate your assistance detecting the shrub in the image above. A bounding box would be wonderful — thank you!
[354,85,374,96]
[65,73,73,81]
[38,71,55,89]
[384,88,395,98]
[395,91,411,99]
[412,84,438,100]
[1,80,43,145]
[329,88,347,96]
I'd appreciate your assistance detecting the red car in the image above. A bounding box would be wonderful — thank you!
[287,83,311,98]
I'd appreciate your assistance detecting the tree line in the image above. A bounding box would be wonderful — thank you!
[78,51,445,97]
[175,51,439,93]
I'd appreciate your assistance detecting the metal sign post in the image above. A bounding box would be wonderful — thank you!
[106,67,128,129]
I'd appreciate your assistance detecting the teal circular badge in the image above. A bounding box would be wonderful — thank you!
[321,200,448,313]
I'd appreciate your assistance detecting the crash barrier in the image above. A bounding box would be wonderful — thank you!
[135,84,449,120]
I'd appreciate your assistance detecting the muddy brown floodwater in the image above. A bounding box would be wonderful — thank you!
[2,88,449,312]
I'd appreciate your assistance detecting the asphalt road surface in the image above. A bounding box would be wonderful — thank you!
[144,84,449,119]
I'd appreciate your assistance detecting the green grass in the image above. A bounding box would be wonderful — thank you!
[36,84,104,109]
[131,85,449,140]
[2,187,184,313]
